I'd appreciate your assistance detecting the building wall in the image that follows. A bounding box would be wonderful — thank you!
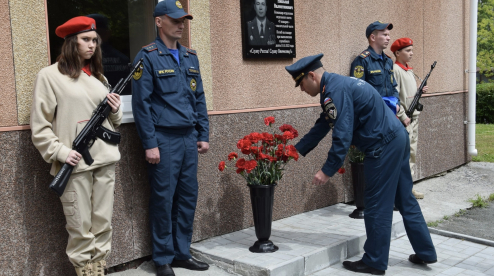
[0,0,471,274]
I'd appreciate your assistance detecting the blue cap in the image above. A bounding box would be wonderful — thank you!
[153,0,193,19]
[366,21,393,38]
[285,53,324,87]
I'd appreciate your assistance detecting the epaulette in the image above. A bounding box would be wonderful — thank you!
[186,48,197,55]
[142,43,158,52]
[359,51,370,58]
[384,53,392,58]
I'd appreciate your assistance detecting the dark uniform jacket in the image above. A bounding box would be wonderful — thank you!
[247,18,276,45]
[295,72,403,177]
[131,37,209,150]
[350,46,399,101]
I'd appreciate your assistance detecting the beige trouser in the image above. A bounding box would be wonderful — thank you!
[60,163,115,268]
[406,115,419,176]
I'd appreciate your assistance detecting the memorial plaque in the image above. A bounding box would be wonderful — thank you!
[241,0,296,59]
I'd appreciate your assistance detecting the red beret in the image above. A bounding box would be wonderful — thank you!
[55,16,96,39]
[391,38,413,53]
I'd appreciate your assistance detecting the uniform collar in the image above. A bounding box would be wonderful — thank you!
[367,46,388,61]
[320,71,330,95]
[155,36,186,57]
[82,63,91,76]
[395,61,413,71]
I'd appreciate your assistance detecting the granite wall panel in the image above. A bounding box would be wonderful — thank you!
[0,0,18,127]
[9,0,49,125]
[416,93,469,179]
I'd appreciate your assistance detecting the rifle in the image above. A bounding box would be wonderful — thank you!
[49,59,143,197]
[406,61,437,123]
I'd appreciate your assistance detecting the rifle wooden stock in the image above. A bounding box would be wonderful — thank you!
[48,59,143,196]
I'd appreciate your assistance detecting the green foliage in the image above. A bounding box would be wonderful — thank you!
[427,220,442,227]
[472,124,494,162]
[443,215,450,220]
[468,194,490,208]
[478,0,494,78]
[476,83,494,124]
[454,209,467,217]
[348,145,365,163]
[489,193,494,201]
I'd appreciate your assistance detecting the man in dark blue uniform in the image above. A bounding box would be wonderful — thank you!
[131,1,210,275]
[350,21,400,114]
[286,54,436,274]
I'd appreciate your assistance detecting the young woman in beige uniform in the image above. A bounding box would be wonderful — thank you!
[391,37,429,199]
[30,16,122,276]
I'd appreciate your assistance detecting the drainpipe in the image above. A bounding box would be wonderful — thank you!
[467,0,478,156]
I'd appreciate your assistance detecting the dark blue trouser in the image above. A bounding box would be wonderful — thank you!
[361,128,436,271]
[148,128,199,266]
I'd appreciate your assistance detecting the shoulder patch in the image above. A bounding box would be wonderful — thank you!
[186,48,197,55]
[142,43,158,52]
[324,98,337,119]
[359,51,370,59]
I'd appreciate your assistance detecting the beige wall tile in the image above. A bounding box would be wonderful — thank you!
[10,0,49,125]
[0,0,18,127]
[190,0,214,110]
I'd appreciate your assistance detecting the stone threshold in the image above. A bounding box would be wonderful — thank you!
[191,203,406,276]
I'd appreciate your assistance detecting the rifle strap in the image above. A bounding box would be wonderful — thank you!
[95,126,121,144]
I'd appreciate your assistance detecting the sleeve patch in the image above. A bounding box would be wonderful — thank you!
[133,66,143,80]
[324,98,337,119]
[354,65,364,78]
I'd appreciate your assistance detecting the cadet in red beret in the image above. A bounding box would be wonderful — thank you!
[31,16,121,276]
[391,37,428,200]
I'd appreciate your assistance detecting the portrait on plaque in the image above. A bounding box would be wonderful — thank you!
[246,0,276,46]
[241,0,296,59]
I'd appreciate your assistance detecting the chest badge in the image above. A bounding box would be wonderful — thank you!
[133,65,143,81]
[354,65,364,79]
[190,79,197,91]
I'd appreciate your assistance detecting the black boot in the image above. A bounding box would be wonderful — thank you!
[171,258,209,271]
[342,260,385,275]
[409,254,437,264]
[156,264,175,276]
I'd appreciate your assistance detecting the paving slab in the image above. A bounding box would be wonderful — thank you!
[190,204,405,276]
[314,234,494,276]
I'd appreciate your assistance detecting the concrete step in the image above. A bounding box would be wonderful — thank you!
[191,203,406,276]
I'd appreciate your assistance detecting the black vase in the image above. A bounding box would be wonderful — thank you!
[247,183,279,253]
[349,162,366,219]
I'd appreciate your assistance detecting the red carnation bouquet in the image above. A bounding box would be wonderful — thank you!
[218,116,299,185]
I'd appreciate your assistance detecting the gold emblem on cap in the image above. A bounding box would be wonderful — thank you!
[133,66,143,81]
[294,72,305,82]
[378,20,383,23]
[190,79,197,91]
[176,1,183,9]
